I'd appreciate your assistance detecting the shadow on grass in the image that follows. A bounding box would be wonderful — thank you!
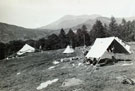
[99,58,132,67]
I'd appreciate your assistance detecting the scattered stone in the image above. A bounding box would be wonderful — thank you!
[17,72,21,75]
[60,58,70,62]
[72,88,82,91]
[37,78,58,90]
[78,63,83,66]
[60,58,64,62]
[116,76,134,85]
[122,63,133,66]
[53,61,59,64]
[48,66,55,70]
[72,64,75,67]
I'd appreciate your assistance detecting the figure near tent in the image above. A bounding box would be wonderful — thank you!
[107,45,115,53]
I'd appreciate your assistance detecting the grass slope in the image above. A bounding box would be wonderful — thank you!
[0,44,135,91]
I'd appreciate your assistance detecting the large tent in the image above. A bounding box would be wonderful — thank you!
[17,44,35,55]
[63,45,75,54]
[86,37,131,59]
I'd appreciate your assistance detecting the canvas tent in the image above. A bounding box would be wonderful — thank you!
[63,45,75,54]
[86,37,131,59]
[17,44,35,55]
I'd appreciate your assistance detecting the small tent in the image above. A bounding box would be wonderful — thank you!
[17,44,35,55]
[63,45,75,54]
[86,37,131,59]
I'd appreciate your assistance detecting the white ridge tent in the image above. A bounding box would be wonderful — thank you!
[17,44,35,55]
[63,45,74,54]
[86,37,131,59]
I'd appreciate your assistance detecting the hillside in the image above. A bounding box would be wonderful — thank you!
[41,15,135,31]
[71,16,111,31]
[0,22,53,43]
[0,44,135,91]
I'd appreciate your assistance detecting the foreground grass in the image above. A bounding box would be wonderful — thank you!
[0,45,135,91]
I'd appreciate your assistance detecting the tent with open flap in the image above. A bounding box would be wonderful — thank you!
[86,37,131,60]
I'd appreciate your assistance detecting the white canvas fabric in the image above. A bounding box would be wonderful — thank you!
[86,37,131,59]
[63,45,74,54]
[17,44,35,55]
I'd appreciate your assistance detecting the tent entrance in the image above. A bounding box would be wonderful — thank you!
[111,40,129,53]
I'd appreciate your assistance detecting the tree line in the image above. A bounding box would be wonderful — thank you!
[1,17,135,60]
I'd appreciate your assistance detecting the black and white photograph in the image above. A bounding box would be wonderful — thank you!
[0,0,135,91]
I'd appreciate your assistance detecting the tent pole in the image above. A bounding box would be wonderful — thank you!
[88,57,100,76]
[83,34,85,47]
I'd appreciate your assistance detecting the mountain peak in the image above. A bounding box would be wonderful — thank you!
[41,14,102,30]
[61,14,102,19]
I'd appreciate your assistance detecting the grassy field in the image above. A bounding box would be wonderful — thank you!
[0,44,135,91]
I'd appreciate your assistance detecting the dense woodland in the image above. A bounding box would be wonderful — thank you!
[1,17,135,60]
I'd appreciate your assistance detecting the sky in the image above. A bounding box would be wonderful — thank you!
[0,0,135,28]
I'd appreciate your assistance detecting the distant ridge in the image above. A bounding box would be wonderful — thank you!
[40,14,135,30]
[1,14,135,43]
[0,22,53,43]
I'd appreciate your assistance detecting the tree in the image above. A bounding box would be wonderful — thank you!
[121,18,126,25]
[90,20,107,42]
[119,19,133,41]
[118,18,127,40]
[131,20,135,41]
[58,28,68,48]
[0,42,6,60]
[46,34,60,50]
[76,28,84,46]
[25,39,36,48]
[38,38,47,50]
[125,21,135,41]
[103,23,111,37]
[67,28,76,48]
[81,25,91,45]
[109,16,119,36]
[8,40,25,55]
[82,25,87,32]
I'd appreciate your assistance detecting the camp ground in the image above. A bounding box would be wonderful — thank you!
[1,1,135,90]
[1,37,135,91]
